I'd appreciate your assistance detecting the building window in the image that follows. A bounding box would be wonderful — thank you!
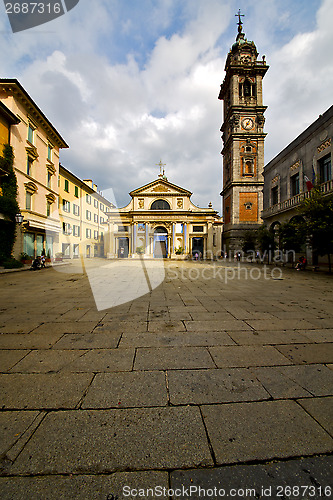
[64,179,69,192]
[63,200,70,212]
[86,228,91,238]
[46,201,52,217]
[27,124,34,144]
[73,244,79,257]
[73,225,80,237]
[94,199,98,208]
[75,186,79,198]
[118,225,129,232]
[86,210,91,220]
[27,157,33,176]
[271,186,279,205]
[94,230,99,240]
[63,223,71,235]
[73,204,79,216]
[150,199,171,210]
[47,144,52,161]
[100,203,104,211]
[94,213,98,223]
[26,192,32,210]
[193,226,204,232]
[319,154,331,183]
[47,171,52,188]
[100,216,104,224]
[290,173,300,197]
[86,194,91,204]
[62,243,70,258]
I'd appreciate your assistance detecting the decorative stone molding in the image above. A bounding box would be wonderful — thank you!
[271,175,279,185]
[290,161,300,172]
[317,138,331,154]
[152,185,170,192]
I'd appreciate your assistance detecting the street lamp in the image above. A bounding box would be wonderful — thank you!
[15,213,24,224]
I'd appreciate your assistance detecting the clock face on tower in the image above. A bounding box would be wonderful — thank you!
[241,118,254,130]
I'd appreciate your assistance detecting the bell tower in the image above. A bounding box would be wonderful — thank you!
[219,11,268,254]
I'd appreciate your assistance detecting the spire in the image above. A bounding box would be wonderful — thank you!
[156,160,167,180]
[235,9,245,41]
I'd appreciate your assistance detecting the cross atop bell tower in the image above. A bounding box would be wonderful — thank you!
[218,14,269,254]
[235,9,245,40]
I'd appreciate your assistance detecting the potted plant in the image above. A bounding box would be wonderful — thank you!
[136,246,144,255]
[175,246,184,255]
[20,252,32,264]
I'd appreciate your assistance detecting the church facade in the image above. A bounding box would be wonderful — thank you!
[218,13,268,254]
[104,171,222,260]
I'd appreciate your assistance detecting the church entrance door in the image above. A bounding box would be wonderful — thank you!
[192,237,204,259]
[154,227,168,258]
[118,237,129,258]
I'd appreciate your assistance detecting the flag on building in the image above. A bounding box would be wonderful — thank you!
[304,175,314,191]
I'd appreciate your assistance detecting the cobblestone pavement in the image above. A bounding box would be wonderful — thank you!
[0,260,332,499]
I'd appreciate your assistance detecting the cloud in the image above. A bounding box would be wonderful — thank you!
[1,0,332,214]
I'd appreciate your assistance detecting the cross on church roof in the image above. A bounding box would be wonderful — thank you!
[235,9,244,27]
[156,159,166,177]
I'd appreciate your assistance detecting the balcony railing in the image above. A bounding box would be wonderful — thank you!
[262,179,333,218]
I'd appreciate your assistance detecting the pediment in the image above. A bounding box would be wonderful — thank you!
[130,178,192,197]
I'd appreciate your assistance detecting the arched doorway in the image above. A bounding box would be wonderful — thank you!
[154,226,168,258]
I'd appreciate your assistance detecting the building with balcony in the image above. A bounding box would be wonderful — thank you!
[104,169,222,259]
[58,165,114,259]
[262,105,332,223]
[0,79,68,259]
[262,105,332,263]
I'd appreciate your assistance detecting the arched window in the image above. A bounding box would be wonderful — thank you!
[243,79,251,97]
[150,199,171,210]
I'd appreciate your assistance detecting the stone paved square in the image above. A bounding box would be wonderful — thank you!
[0,261,332,496]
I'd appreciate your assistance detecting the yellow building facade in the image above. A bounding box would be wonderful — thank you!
[0,79,68,259]
[58,166,114,259]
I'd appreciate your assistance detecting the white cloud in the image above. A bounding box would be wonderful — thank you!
[1,0,332,213]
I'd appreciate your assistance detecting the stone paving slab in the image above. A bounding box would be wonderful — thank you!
[9,407,213,475]
[209,345,291,368]
[32,322,98,335]
[170,455,333,499]
[82,371,168,408]
[201,400,333,464]
[297,397,333,435]
[251,367,312,399]
[52,332,121,349]
[0,373,93,409]
[245,319,315,331]
[9,349,88,373]
[147,320,186,332]
[0,349,30,371]
[0,470,169,500]
[227,330,312,345]
[0,321,42,334]
[184,320,252,332]
[134,347,216,370]
[302,329,333,342]
[95,321,148,333]
[62,348,135,372]
[120,331,236,348]
[0,410,40,457]
[168,368,270,405]
[276,343,333,364]
[278,364,333,396]
[0,332,64,349]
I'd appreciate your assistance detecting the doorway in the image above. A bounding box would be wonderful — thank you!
[192,237,204,258]
[154,227,168,258]
[118,237,129,258]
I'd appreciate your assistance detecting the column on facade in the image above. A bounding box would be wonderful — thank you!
[168,233,172,258]
[145,223,149,255]
[184,223,188,253]
[172,224,175,255]
[132,223,137,255]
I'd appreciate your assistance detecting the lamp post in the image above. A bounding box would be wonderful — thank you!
[15,213,24,224]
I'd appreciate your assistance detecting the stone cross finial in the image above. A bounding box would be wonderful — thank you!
[156,160,166,177]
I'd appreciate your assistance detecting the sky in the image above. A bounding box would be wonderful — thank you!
[1,0,332,213]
